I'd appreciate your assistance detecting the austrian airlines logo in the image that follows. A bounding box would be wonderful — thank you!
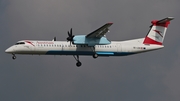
[25,41,35,46]
[154,30,163,37]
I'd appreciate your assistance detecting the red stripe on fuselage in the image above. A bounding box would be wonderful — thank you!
[25,41,35,46]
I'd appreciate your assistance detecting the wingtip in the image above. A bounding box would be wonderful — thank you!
[107,22,113,24]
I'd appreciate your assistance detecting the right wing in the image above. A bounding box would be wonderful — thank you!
[86,23,113,38]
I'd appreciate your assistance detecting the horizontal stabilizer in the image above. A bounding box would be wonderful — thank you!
[156,17,174,24]
[151,17,174,27]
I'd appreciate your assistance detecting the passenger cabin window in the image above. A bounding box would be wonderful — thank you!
[15,42,25,45]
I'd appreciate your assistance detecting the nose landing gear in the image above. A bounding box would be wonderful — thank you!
[12,54,16,60]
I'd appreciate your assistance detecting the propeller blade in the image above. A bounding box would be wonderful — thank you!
[68,31,71,36]
[70,28,72,36]
[66,28,74,44]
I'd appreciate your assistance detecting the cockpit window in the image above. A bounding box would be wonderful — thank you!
[15,42,25,45]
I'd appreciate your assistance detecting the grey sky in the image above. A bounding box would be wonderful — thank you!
[1,0,180,101]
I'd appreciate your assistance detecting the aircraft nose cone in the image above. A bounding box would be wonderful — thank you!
[5,47,14,53]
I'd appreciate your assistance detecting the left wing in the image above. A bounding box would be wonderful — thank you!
[86,23,113,38]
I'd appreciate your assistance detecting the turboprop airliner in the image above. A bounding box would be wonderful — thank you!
[5,17,174,67]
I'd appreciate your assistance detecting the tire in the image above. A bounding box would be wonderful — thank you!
[76,62,82,67]
[93,54,98,58]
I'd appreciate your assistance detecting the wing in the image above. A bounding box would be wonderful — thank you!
[86,23,113,38]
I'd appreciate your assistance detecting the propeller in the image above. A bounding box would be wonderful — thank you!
[67,28,74,45]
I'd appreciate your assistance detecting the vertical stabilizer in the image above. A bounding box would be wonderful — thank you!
[143,17,174,45]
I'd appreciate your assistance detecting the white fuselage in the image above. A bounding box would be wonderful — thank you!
[4,17,173,67]
[5,38,164,56]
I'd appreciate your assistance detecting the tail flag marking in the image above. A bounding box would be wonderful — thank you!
[143,17,174,45]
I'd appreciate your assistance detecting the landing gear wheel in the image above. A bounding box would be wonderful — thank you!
[73,55,82,67]
[76,61,82,67]
[90,46,98,59]
[93,54,98,58]
[12,55,16,60]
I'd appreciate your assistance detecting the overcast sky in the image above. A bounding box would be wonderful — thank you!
[1,0,180,101]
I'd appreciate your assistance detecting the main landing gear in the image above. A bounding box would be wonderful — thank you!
[73,55,82,67]
[91,46,98,59]
[12,54,16,60]
[93,53,98,58]
[72,46,98,67]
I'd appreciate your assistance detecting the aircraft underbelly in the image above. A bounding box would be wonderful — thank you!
[45,44,135,56]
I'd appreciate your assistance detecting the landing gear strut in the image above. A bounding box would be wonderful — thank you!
[91,46,98,58]
[73,55,82,67]
[12,54,16,60]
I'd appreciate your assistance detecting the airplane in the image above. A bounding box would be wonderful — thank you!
[5,17,174,67]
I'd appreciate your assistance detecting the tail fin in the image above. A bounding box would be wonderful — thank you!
[143,17,174,45]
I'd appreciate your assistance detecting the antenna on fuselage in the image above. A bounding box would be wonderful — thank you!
[52,37,56,41]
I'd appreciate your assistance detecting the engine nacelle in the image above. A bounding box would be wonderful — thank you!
[73,35,111,46]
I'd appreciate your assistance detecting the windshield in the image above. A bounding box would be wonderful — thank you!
[15,42,25,45]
